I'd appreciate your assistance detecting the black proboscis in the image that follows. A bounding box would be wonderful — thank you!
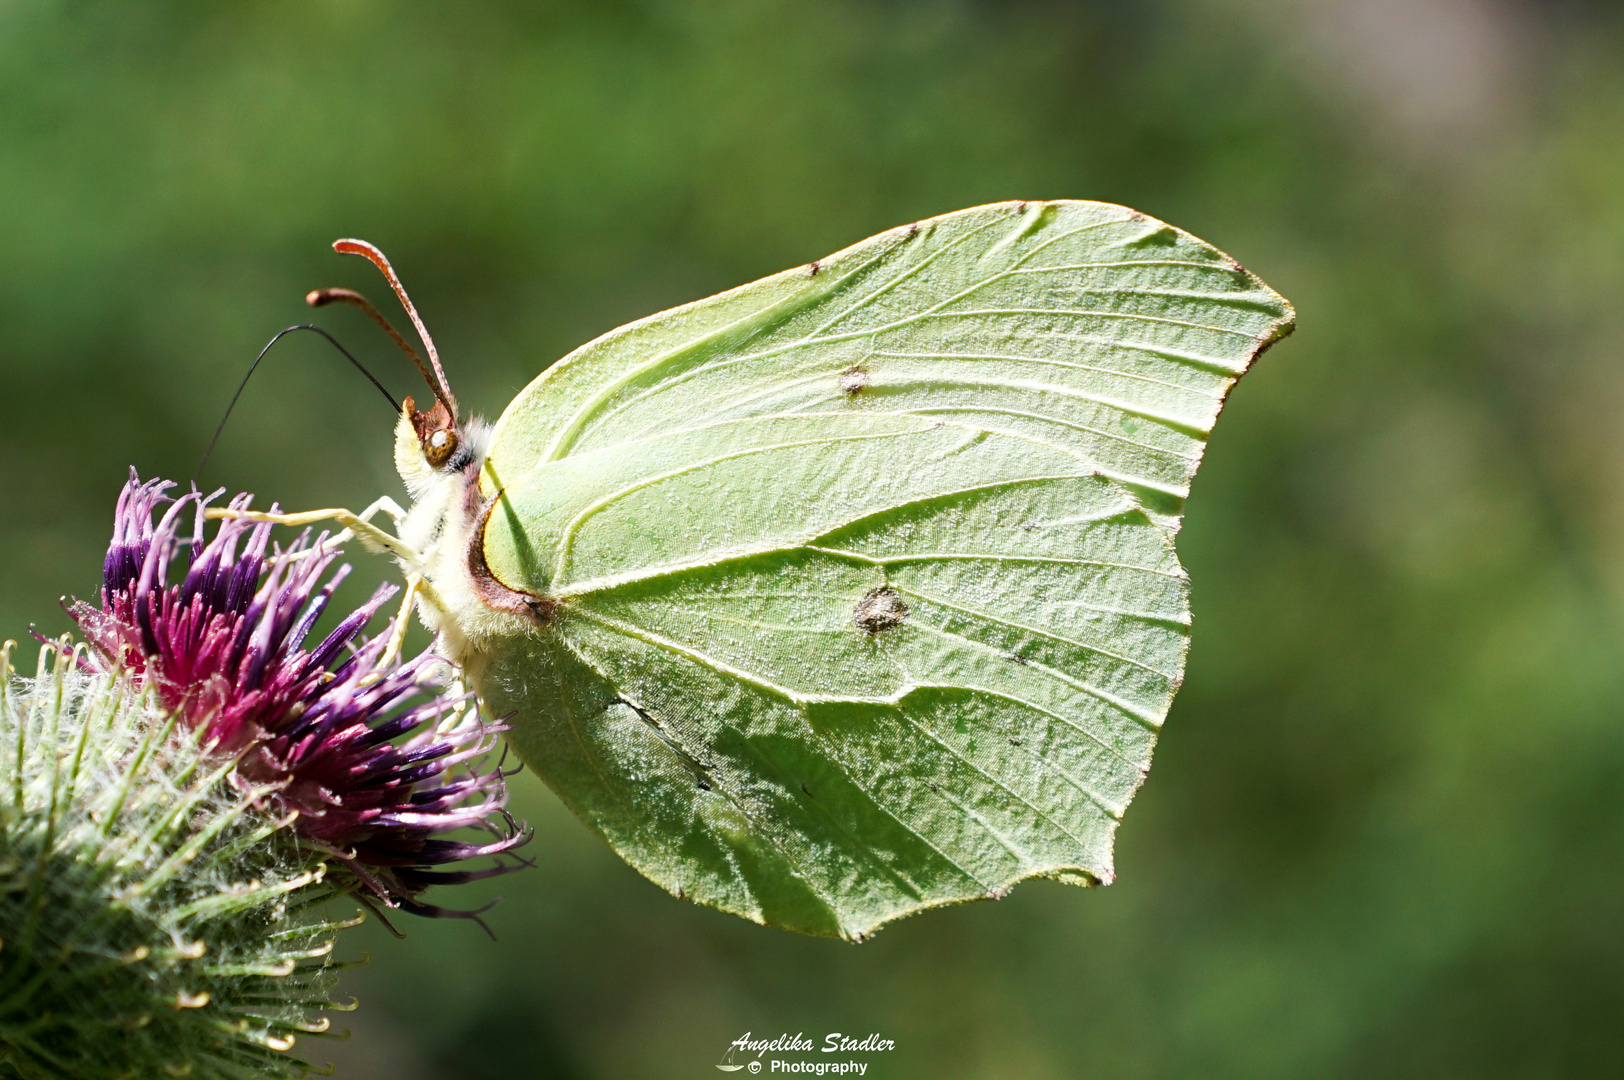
[193,323,398,485]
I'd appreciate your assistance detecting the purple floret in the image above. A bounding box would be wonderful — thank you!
[69,473,531,926]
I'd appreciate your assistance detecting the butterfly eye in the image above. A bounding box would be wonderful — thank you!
[424,427,459,469]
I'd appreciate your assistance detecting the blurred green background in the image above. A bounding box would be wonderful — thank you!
[5,1,1624,1076]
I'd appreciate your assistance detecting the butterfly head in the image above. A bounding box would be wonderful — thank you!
[395,392,490,499]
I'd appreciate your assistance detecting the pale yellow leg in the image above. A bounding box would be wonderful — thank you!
[207,500,456,659]
[312,497,414,560]
[361,574,423,684]
[331,497,408,540]
[206,506,419,563]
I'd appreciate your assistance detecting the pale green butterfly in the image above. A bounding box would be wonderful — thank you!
[229,201,1294,940]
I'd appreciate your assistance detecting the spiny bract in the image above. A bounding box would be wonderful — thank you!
[0,643,349,1079]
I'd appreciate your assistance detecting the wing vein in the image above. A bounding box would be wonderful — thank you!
[873,349,1221,395]
[906,618,1165,732]
[805,214,1011,338]
[896,404,1199,460]
[920,308,1259,337]
[897,585,1184,682]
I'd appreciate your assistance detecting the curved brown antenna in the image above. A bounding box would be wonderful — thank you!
[331,239,458,415]
[306,287,447,406]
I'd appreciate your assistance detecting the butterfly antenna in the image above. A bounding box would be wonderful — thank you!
[306,287,446,401]
[331,239,458,415]
[193,324,398,486]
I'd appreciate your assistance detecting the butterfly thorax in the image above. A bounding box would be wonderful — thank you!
[392,398,529,668]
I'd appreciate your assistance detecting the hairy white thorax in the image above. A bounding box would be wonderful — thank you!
[389,409,524,669]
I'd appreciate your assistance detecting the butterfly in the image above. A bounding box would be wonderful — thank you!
[231,201,1293,940]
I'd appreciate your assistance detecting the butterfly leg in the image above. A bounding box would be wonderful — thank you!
[351,496,409,529]
[356,573,424,686]
[375,573,423,673]
[205,506,421,563]
[313,497,410,552]
[208,502,461,646]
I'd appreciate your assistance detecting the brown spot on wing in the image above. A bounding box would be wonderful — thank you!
[853,587,908,633]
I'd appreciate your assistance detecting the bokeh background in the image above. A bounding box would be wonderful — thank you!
[5,1,1624,1076]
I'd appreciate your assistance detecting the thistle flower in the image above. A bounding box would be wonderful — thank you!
[0,474,529,1079]
[69,475,530,915]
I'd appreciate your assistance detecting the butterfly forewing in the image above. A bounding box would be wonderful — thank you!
[473,201,1292,938]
